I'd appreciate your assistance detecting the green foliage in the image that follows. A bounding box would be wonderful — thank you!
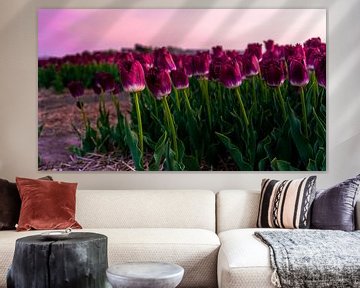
[38,63,119,93]
[40,66,326,171]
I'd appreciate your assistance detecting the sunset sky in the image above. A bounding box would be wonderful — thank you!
[38,9,326,58]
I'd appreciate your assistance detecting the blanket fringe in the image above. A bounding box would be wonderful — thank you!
[271,269,281,287]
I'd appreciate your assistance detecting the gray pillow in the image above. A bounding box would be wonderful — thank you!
[311,174,360,231]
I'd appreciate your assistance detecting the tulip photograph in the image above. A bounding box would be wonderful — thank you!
[38,8,326,171]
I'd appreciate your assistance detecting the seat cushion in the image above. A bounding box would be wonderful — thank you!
[0,228,220,288]
[218,228,282,288]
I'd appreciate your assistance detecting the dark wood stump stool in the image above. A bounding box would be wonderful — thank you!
[7,232,108,288]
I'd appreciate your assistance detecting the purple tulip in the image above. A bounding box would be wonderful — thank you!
[154,47,176,72]
[246,43,263,60]
[93,72,115,94]
[212,46,224,58]
[262,44,286,62]
[172,54,184,70]
[193,51,210,76]
[118,52,135,63]
[304,37,322,49]
[219,59,242,89]
[284,44,305,62]
[288,57,309,87]
[112,82,122,94]
[314,54,326,88]
[146,68,172,99]
[260,58,286,87]
[68,81,84,98]
[264,40,275,52]
[320,43,326,54]
[234,55,246,80]
[209,54,230,81]
[135,53,154,72]
[305,47,321,70]
[170,68,189,90]
[119,60,146,93]
[226,50,240,59]
[183,55,194,77]
[242,54,260,77]
[274,44,285,59]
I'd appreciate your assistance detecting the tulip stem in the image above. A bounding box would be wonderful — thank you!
[276,87,287,121]
[312,72,318,109]
[148,88,159,118]
[183,88,193,113]
[80,105,89,129]
[111,94,121,116]
[300,87,309,138]
[217,82,223,116]
[252,76,257,107]
[199,78,212,129]
[173,87,181,110]
[99,91,106,116]
[235,87,249,127]
[134,92,144,155]
[163,96,178,160]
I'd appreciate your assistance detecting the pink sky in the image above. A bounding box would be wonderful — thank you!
[38,9,326,58]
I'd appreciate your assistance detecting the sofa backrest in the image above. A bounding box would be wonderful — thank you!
[217,190,360,232]
[76,190,216,231]
[216,190,260,233]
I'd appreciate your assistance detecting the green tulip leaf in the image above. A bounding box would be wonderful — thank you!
[288,103,314,165]
[271,158,299,171]
[216,132,252,171]
[149,131,168,171]
[123,118,143,171]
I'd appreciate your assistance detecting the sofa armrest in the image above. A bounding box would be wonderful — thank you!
[356,200,360,230]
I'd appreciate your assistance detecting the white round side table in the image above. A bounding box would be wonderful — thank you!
[106,262,184,288]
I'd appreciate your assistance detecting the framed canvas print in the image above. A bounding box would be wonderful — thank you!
[38,8,326,171]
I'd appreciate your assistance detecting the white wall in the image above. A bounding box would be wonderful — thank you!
[0,0,359,190]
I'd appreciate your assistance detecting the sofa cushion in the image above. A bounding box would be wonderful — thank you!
[257,176,317,228]
[216,190,260,233]
[76,190,216,231]
[217,228,278,288]
[16,177,81,231]
[311,174,360,231]
[0,228,220,288]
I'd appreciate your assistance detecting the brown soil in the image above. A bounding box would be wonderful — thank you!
[38,89,131,171]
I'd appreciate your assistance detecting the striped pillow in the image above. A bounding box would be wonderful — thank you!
[257,176,317,229]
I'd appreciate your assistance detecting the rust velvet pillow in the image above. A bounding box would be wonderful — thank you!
[0,176,53,230]
[16,177,82,231]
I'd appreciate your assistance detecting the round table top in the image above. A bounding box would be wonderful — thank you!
[16,232,107,245]
[107,262,184,280]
